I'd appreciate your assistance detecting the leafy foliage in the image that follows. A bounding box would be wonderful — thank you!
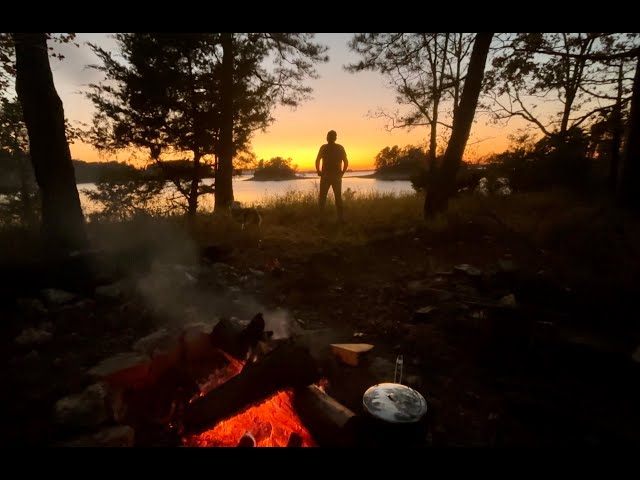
[82,178,172,222]
[0,33,78,97]
[252,156,299,180]
[86,33,327,214]
[374,144,427,175]
[347,33,475,162]
[485,33,640,137]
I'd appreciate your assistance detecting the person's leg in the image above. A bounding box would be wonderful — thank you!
[319,175,331,214]
[332,176,344,221]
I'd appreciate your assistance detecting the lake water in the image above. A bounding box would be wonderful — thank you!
[77,170,417,214]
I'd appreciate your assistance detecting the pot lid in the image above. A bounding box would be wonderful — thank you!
[362,382,427,424]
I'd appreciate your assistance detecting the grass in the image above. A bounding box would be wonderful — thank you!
[2,187,640,298]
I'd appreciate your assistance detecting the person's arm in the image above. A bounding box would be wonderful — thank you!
[341,147,349,176]
[315,146,324,176]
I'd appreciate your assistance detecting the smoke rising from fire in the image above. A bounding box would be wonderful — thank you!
[94,218,295,336]
[262,307,294,340]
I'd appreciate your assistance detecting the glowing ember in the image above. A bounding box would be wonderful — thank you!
[196,351,244,396]
[183,389,316,447]
[183,349,317,447]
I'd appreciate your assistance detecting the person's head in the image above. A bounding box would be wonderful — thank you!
[326,130,337,144]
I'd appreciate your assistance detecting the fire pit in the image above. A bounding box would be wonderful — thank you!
[86,313,355,447]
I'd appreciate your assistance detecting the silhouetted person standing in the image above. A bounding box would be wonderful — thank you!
[315,130,349,221]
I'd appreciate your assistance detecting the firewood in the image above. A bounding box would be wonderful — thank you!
[209,313,265,360]
[330,343,374,367]
[293,384,356,447]
[182,341,320,435]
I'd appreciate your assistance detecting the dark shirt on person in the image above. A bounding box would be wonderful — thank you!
[317,143,347,176]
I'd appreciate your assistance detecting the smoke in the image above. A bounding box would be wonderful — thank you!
[91,217,297,338]
[262,307,294,340]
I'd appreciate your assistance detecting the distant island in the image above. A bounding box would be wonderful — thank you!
[246,157,300,181]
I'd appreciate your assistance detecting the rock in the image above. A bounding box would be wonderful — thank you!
[23,350,40,362]
[249,268,265,277]
[498,294,517,308]
[53,382,111,430]
[88,352,152,388]
[407,280,428,294]
[95,280,128,300]
[330,343,374,367]
[133,328,172,356]
[55,425,135,447]
[445,301,470,313]
[211,262,236,278]
[495,186,512,196]
[453,264,483,277]
[64,298,96,311]
[434,270,454,276]
[497,259,517,273]
[40,288,78,306]
[14,326,53,346]
[413,306,438,323]
[471,310,488,320]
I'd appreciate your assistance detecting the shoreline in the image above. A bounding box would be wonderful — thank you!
[353,173,414,181]
[245,171,413,182]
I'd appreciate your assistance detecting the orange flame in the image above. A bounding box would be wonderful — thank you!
[183,349,317,447]
[183,389,316,447]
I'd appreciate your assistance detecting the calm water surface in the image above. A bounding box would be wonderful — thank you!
[78,170,416,214]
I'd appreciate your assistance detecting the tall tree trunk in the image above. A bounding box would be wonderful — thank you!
[13,33,87,254]
[214,32,234,211]
[428,103,438,171]
[619,55,640,211]
[18,156,35,227]
[424,32,493,218]
[187,151,201,217]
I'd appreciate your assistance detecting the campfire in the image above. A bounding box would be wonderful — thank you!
[182,340,317,447]
[184,390,316,447]
[106,313,352,447]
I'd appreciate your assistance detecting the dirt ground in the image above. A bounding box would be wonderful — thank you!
[2,220,640,447]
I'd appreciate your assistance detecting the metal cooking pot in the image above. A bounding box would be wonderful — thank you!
[362,382,428,424]
[358,355,429,446]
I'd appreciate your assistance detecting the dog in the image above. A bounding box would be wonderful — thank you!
[343,187,356,201]
[230,200,262,231]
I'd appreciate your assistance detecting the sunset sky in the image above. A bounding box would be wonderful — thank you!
[51,33,520,171]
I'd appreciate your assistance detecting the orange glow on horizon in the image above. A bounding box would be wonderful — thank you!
[60,33,519,170]
[70,124,512,171]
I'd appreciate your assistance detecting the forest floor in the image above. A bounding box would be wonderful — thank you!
[2,189,640,446]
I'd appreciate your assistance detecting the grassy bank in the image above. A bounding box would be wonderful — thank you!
[3,188,640,297]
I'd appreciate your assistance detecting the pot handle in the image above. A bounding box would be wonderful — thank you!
[394,354,403,384]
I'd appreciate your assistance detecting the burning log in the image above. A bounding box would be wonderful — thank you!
[182,341,320,435]
[293,385,356,447]
[209,313,266,360]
